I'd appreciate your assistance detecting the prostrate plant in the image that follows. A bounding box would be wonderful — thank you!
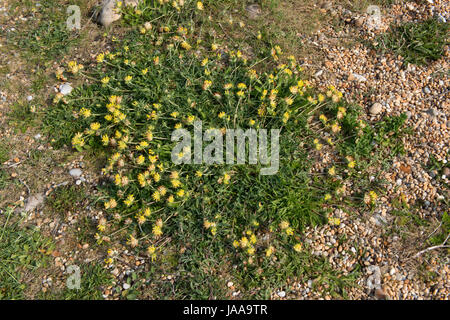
[45,0,408,297]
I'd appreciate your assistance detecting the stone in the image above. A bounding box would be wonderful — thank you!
[98,0,139,27]
[277,291,286,298]
[26,95,33,101]
[123,283,130,290]
[314,70,323,78]
[425,108,438,118]
[245,4,262,19]
[59,83,73,96]
[443,167,450,178]
[436,14,446,23]
[369,102,383,115]
[349,73,367,82]
[375,288,387,300]
[24,193,45,213]
[69,168,82,178]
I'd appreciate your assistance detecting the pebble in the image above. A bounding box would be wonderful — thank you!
[59,83,73,96]
[123,283,130,290]
[277,291,286,298]
[246,4,262,19]
[23,193,45,213]
[369,103,383,115]
[69,168,83,178]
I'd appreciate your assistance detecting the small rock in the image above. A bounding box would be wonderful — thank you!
[123,283,130,290]
[227,281,234,288]
[246,4,262,19]
[436,14,446,23]
[26,95,33,101]
[369,103,383,115]
[277,291,286,298]
[349,73,367,82]
[443,167,450,178]
[314,70,323,78]
[34,133,42,140]
[425,108,438,118]
[98,0,122,26]
[69,168,82,178]
[24,193,45,213]
[375,288,387,300]
[59,83,73,96]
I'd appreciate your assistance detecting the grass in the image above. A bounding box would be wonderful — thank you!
[0,141,10,164]
[7,102,36,133]
[46,185,88,215]
[6,0,83,66]
[0,208,54,299]
[377,18,449,65]
[40,263,113,300]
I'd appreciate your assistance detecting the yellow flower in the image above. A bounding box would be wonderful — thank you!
[136,155,146,165]
[124,194,135,207]
[181,41,192,50]
[137,215,146,225]
[331,122,341,133]
[203,80,212,90]
[80,108,91,118]
[282,112,290,123]
[72,132,85,148]
[152,224,163,237]
[328,217,341,226]
[224,83,233,90]
[324,193,332,201]
[195,171,203,177]
[293,243,302,252]
[266,246,274,257]
[211,43,218,51]
[90,122,100,131]
[218,111,226,119]
[318,94,325,102]
[196,1,204,10]
[124,75,132,83]
[101,76,110,84]
[240,237,249,248]
[279,221,289,230]
[328,166,336,176]
[152,191,161,202]
[237,83,247,90]
[147,246,156,255]
[141,68,148,75]
[285,227,294,236]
